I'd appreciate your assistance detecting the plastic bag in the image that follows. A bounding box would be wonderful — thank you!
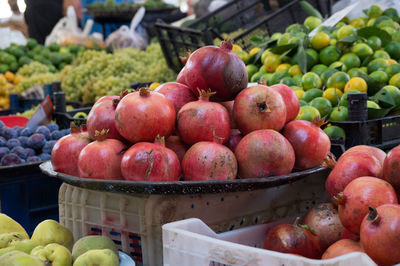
[0,27,27,49]
[333,0,400,20]
[105,7,148,51]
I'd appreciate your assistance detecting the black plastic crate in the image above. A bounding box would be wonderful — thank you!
[154,0,332,72]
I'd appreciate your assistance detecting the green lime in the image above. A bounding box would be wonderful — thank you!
[329,61,347,72]
[0,64,9,74]
[323,125,346,140]
[277,33,291,46]
[260,73,272,84]
[367,100,381,109]
[306,49,319,68]
[349,18,366,28]
[264,54,281,72]
[335,22,346,29]
[367,4,383,18]
[347,68,363,78]
[236,51,249,63]
[26,38,38,50]
[310,97,332,117]
[373,50,390,60]
[293,74,303,85]
[280,76,298,86]
[378,20,399,30]
[382,8,399,20]
[329,106,349,121]
[319,46,341,65]
[337,25,356,40]
[376,85,400,107]
[340,53,361,69]
[271,32,282,40]
[321,68,339,84]
[259,65,268,74]
[393,31,400,42]
[311,32,330,50]
[368,58,389,73]
[340,90,361,107]
[18,56,30,67]
[289,36,302,45]
[327,71,350,91]
[370,70,389,83]
[367,36,382,51]
[250,71,264,82]
[302,88,324,102]
[351,43,374,59]
[299,100,309,106]
[49,52,64,66]
[385,63,400,78]
[261,49,271,64]
[311,64,328,76]
[49,42,60,52]
[385,41,400,60]
[48,65,57,73]
[296,106,321,121]
[304,16,322,31]
[302,72,322,90]
[288,65,302,76]
[246,64,258,80]
[268,72,290,85]
[9,62,18,72]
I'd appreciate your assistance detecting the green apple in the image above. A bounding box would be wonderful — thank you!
[0,239,38,256]
[72,236,118,261]
[31,220,74,251]
[0,250,45,266]
[31,243,72,266]
[0,232,27,248]
[73,249,119,266]
[0,214,29,239]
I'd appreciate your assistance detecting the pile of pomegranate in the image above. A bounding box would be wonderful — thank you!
[263,144,400,265]
[51,40,331,182]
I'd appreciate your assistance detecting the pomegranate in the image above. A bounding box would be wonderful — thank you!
[264,217,322,259]
[51,123,91,176]
[121,136,181,181]
[78,129,126,179]
[87,99,123,141]
[165,136,187,163]
[383,145,400,192]
[303,203,344,251]
[336,176,398,234]
[220,101,237,129]
[325,151,382,200]
[226,129,242,153]
[233,85,286,135]
[182,141,237,181]
[341,228,360,241]
[283,119,330,170]
[176,67,188,85]
[360,205,400,266]
[115,88,175,143]
[270,84,300,123]
[183,40,248,101]
[341,145,386,166]
[94,95,119,106]
[177,90,230,145]
[155,82,197,114]
[321,239,364,260]
[235,129,295,179]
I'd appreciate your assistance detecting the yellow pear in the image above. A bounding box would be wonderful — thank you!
[0,250,45,266]
[31,220,74,251]
[0,214,29,239]
[73,249,119,266]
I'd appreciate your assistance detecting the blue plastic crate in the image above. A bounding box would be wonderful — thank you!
[0,163,62,235]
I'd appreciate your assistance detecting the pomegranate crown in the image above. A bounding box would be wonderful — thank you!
[154,135,166,146]
[321,153,336,169]
[294,217,316,235]
[179,50,192,65]
[139,87,151,97]
[197,89,216,101]
[94,129,109,141]
[312,116,327,128]
[220,39,234,51]
[70,122,81,134]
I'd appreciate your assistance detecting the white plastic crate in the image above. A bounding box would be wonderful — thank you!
[58,169,329,266]
[162,218,377,266]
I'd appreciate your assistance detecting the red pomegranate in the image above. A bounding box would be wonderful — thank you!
[155,82,197,114]
[177,90,230,145]
[341,145,386,166]
[233,85,287,135]
[78,129,126,180]
[360,205,400,266]
[283,119,331,170]
[182,40,248,101]
[264,217,322,259]
[341,228,360,241]
[271,84,300,123]
[325,151,383,200]
[176,67,188,85]
[87,99,123,141]
[321,239,364,260]
[220,101,237,129]
[383,145,400,192]
[226,129,242,153]
[115,88,175,143]
[235,129,295,179]
[94,95,119,106]
[303,203,344,251]
[51,123,91,176]
[165,136,187,163]
[121,136,181,181]
[182,141,237,181]
[336,176,398,234]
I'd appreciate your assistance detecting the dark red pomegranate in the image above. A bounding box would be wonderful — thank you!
[341,228,360,241]
[78,129,127,180]
[325,151,383,200]
[220,101,237,129]
[87,99,123,141]
[341,145,386,166]
[321,239,364,260]
[121,136,181,181]
[264,217,322,259]
[155,82,197,114]
[360,205,400,266]
[235,129,295,179]
[94,95,119,106]
[177,90,230,145]
[233,85,287,135]
[303,203,344,251]
[165,136,187,163]
[336,176,398,234]
[182,141,237,181]
[182,40,248,101]
[383,145,400,192]
[271,84,300,123]
[51,123,91,176]
[226,129,242,153]
[176,67,188,85]
[283,119,331,170]
[115,88,175,143]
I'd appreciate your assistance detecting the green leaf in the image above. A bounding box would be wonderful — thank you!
[270,44,297,55]
[338,35,361,44]
[373,88,397,108]
[357,72,385,96]
[368,107,392,119]
[357,27,392,46]
[250,36,264,46]
[300,1,323,19]
[296,45,308,74]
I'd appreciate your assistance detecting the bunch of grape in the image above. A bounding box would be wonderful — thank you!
[15,72,59,94]
[60,43,176,103]
[16,62,50,77]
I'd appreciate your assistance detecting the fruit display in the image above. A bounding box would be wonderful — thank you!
[87,0,174,11]
[0,213,120,265]
[0,72,24,110]
[0,121,70,166]
[60,43,177,103]
[238,4,400,133]
[15,62,59,95]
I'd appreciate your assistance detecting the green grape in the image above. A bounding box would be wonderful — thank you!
[17,62,50,77]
